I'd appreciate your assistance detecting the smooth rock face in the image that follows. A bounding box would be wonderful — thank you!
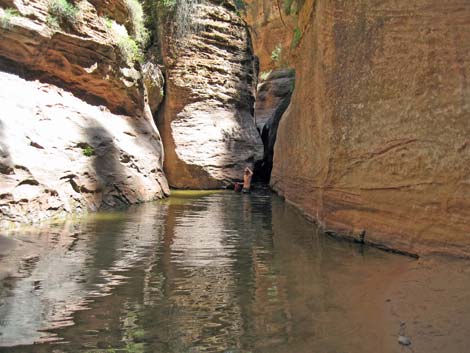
[0,71,169,227]
[269,0,470,256]
[243,0,297,71]
[158,1,263,189]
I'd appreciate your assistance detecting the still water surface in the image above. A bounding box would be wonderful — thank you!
[0,190,415,352]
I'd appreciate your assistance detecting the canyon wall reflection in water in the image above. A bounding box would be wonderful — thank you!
[0,190,413,353]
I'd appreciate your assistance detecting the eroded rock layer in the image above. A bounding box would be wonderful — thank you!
[0,0,169,226]
[0,72,169,227]
[267,0,470,256]
[0,1,144,115]
[158,1,263,189]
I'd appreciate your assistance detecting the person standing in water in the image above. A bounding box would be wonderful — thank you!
[242,167,253,193]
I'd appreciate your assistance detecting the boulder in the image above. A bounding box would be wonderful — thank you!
[0,0,168,226]
[0,71,169,228]
[158,0,263,189]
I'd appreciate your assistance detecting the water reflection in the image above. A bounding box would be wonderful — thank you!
[0,190,413,352]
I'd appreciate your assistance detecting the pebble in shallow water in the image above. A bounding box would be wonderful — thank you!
[398,335,412,346]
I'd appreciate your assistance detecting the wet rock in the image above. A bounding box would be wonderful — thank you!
[158,0,263,189]
[398,335,412,346]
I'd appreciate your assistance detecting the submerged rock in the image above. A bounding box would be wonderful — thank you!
[398,335,412,346]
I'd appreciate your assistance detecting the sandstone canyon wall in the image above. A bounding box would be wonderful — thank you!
[254,68,294,181]
[0,0,169,227]
[157,0,263,189]
[248,0,470,256]
[243,0,296,182]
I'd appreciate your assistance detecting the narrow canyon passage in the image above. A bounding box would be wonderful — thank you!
[1,0,470,352]
[1,191,470,352]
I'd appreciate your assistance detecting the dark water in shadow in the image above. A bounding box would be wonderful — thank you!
[0,190,415,352]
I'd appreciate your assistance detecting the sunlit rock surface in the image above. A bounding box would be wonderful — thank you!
[0,72,169,227]
[262,0,470,256]
[0,1,144,115]
[243,0,297,72]
[0,0,168,226]
[158,0,263,189]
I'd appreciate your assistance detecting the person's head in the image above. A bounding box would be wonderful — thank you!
[244,168,249,175]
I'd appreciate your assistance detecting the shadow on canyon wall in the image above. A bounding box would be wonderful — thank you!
[84,123,130,209]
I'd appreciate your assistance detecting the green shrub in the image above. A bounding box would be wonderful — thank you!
[234,0,245,15]
[46,14,60,29]
[118,35,143,64]
[158,0,176,9]
[82,145,94,157]
[271,45,282,65]
[47,0,79,27]
[104,16,113,29]
[260,70,272,81]
[283,0,294,14]
[291,27,301,49]
[125,0,149,47]
[0,8,20,29]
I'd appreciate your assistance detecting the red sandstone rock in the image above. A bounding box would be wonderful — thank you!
[0,1,143,116]
[243,0,298,72]
[264,0,470,257]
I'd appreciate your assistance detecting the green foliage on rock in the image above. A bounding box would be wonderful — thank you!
[82,145,94,157]
[117,34,144,64]
[271,45,282,65]
[158,0,176,8]
[234,0,246,16]
[104,16,113,29]
[46,14,60,29]
[125,0,150,48]
[260,70,272,81]
[283,0,301,15]
[47,0,79,28]
[283,0,294,14]
[0,8,20,29]
[291,26,301,48]
[101,0,150,65]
